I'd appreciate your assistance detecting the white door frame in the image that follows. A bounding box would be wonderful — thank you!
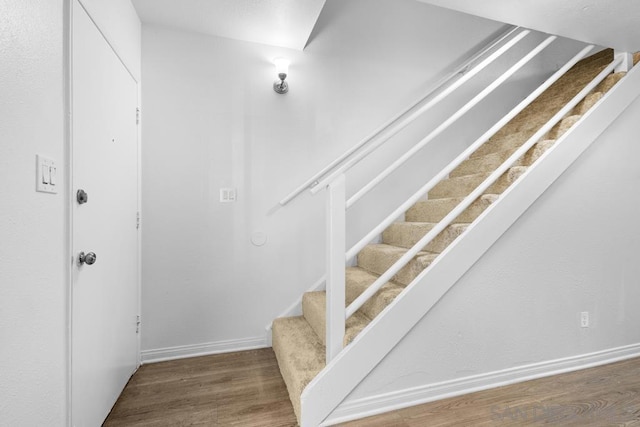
[66,0,142,424]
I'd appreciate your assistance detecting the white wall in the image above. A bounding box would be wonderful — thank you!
[0,1,67,425]
[0,1,140,425]
[140,0,587,357]
[340,92,640,410]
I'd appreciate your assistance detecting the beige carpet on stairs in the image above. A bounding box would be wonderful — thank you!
[272,48,636,424]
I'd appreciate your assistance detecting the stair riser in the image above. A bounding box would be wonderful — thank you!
[302,293,327,346]
[271,317,325,423]
[381,223,434,249]
[358,249,435,286]
[271,331,302,421]
[595,72,625,93]
[302,285,402,348]
[302,292,367,347]
[382,223,467,252]
[451,139,556,178]
[344,268,405,320]
[405,195,497,223]
[545,115,581,139]
[356,284,404,320]
[470,130,535,158]
[428,167,526,200]
[450,151,512,178]
[571,92,603,115]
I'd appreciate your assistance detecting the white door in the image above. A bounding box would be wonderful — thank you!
[71,1,140,425]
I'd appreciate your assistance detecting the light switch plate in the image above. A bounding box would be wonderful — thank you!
[219,188,237,202]
[36,155,57,194]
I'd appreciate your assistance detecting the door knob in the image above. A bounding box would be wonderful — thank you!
[78,251,97,266]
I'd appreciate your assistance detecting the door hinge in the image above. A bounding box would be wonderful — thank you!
[136,315,141,334]
[136,211,140,229]
[136,107,140,125]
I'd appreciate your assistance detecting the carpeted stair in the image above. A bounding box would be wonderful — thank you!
[273,49,637,424]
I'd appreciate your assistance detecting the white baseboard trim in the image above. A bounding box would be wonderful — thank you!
[323,343,640,426]
[141,336,269,364]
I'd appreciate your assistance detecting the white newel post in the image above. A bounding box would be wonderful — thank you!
[614,51,633,73]
[326,174,346,363]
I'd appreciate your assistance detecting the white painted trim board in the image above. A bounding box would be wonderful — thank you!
[141,337,270,364]
[323,343,640,425]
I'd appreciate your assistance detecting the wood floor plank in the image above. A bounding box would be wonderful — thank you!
[104,349,297,427]
[104,350,640,426]
[339,357,640,427]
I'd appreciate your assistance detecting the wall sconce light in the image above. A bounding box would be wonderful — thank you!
[273,57,290,94]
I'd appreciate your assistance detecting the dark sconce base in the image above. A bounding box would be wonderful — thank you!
[273,79,289,94]
[274,70,289,94]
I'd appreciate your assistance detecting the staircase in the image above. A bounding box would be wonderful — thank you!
[273,48,640,425]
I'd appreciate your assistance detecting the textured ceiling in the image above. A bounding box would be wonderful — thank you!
[417,0,640,52]
[131,0,326,50]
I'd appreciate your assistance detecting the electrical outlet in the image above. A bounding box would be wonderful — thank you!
[580,311,589,328]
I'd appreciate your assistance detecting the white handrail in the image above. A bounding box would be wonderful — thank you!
[309,29,531,196]
[345,57,621,319]
[345,44,595,261]
[344,34,556,208]
[278,26,521,206]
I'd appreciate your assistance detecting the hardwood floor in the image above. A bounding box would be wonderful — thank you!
[104,350,640,426]
[340,357,640,427]
[104,349,298,426]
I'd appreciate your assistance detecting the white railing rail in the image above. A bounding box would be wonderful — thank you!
[311,29,531,197]
[345,44,595,261]
[344,54,620,321]
[278,26,521,206]
[342,34,556,208]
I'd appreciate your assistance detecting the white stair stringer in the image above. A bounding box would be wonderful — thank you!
[299,63,640,427]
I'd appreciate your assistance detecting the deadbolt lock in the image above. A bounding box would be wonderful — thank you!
[77,189,88,204]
